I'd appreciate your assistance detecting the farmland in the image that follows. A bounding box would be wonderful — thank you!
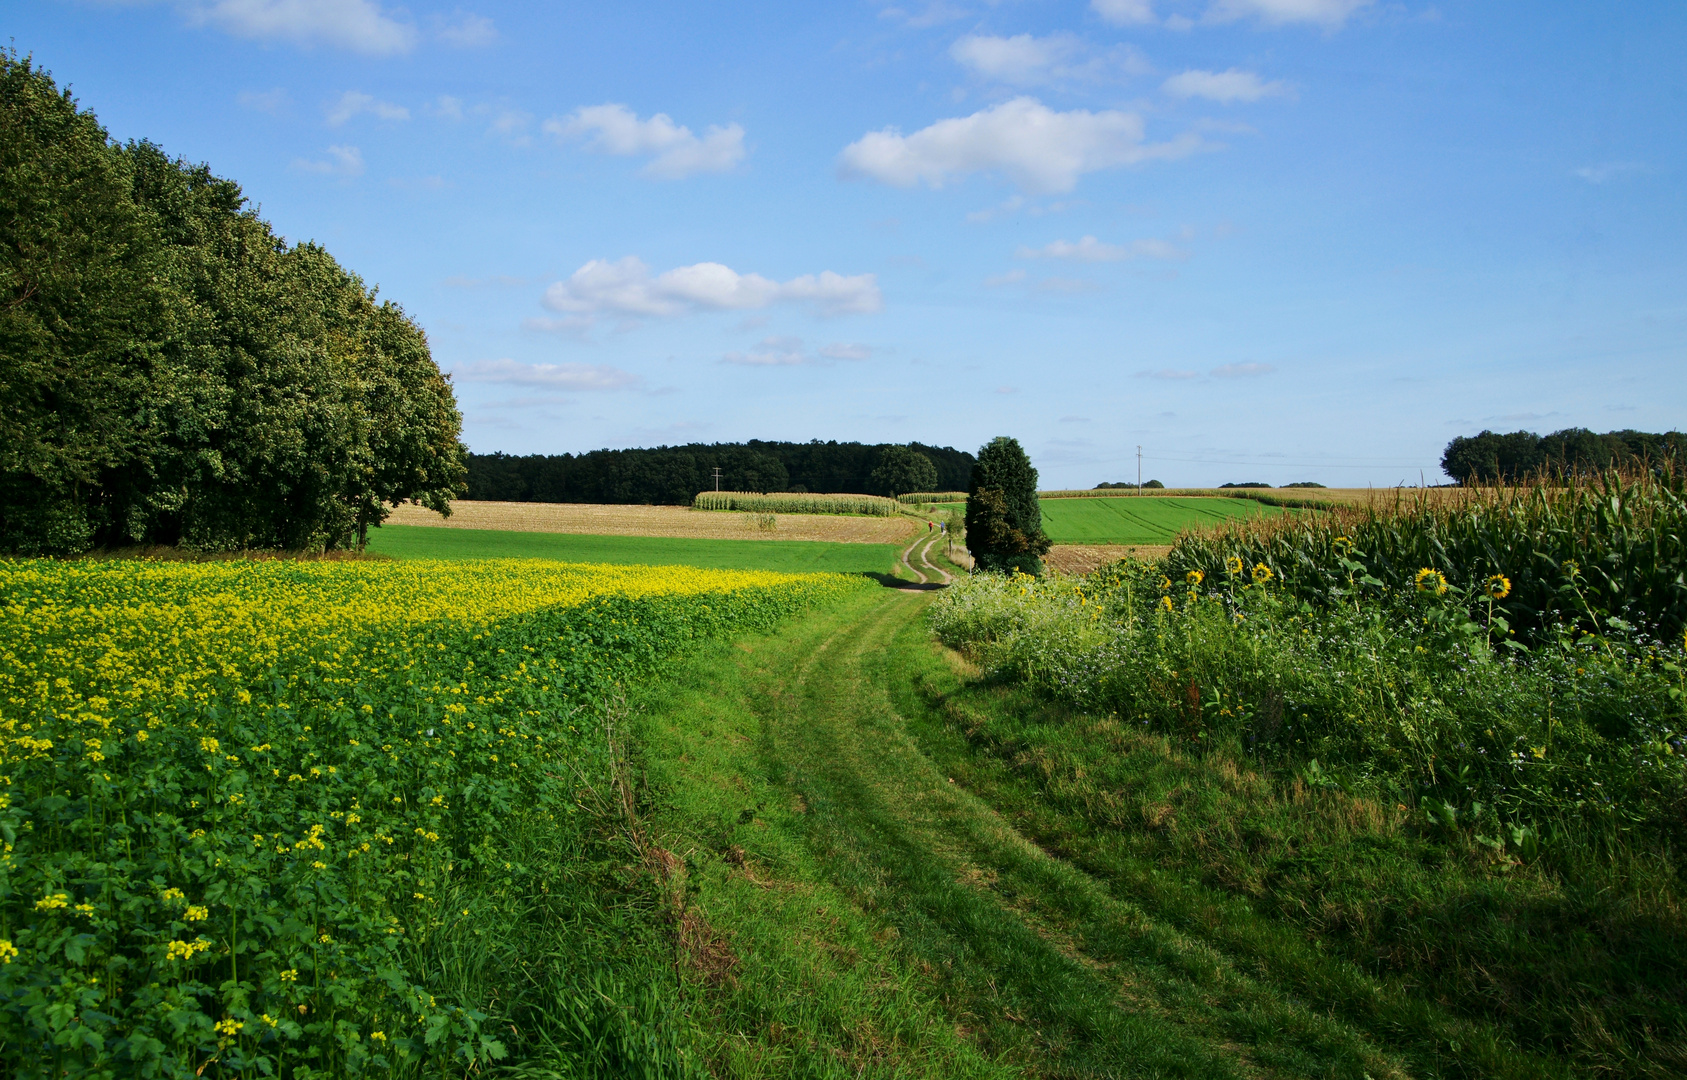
[387,500,917,544]
[930,495,1297,545]
[0,557,870,1074]
[366,523,905,574]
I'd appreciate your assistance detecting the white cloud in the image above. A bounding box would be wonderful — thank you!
[184,0,417,55]
[948,33,1146,86]
[237,88,289,114]
[544,104,746,179]
[1017,235,1187,261]
[434,12,495,47]
[723,336,809,366]
[1163,68,1292,103]
[326,91,409,126]
[838,97,1203,195]
[1574,161,1642,184]
[818,342,873,361]
[487,108,532,144]
[292,144,364,177]
[432,95,464,120]
[1091,0,1157,25]
[1206,0,1371,27]
[453,358,641,390]
[542,257,881,322]
[1212,362,1275,377]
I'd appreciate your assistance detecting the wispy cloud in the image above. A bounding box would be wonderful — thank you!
[182,0,419,55]
[544,104,746,179]
[1574,161,1642,184]
[1162,69,1292,103]
[433,12,495,47]
[452,358,641,390]
[236,87,289,115]
[1017,235,1186,261]
[1212,362,1275,378]
[839,97,1204,195]
[949,33,1149,87]
[291,144,364,177]
[326,90,408,126]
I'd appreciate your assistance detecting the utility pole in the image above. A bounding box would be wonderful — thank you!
[1137,445,1142,496]
[712,467,722,492]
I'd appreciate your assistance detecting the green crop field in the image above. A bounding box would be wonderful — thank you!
[366,522,903,574]
[933,496,1295,544]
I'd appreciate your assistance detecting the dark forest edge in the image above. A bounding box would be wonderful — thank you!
[463,441,975,505]
[1442,427,1686,484]
[0,53,467,557]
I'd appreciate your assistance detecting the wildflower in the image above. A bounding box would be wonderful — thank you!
[214,1017,244,1037]
[160,887,185,903]
[74,903,96,916]
[1159,596,1175,613]
[1333,536,1352,554]
[182,904,208,922]
[165,939,210,961]
[261,1013,278,1027]
[1251,562,1274,585]
[371,1030,387,1042]
[1224,556,1244,576]
[1185,569,1205,586]
[1158,576,1172,592]
[1483,574,1511,600]
[199,736,220,754]
[34,893,69,912]
[1563,559,1580,578]
[279,969,299,982]
[0,940,18,963]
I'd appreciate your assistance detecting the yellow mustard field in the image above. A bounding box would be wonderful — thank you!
[0,557,868,1077]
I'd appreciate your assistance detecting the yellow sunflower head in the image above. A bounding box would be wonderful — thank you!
[1483,574,1511,600]
[1251,562,1274,585]
[1158,575,1173,592]
[1159,595,1175,612]
[1224,555,1244,576]
[1333,535,1353,554]
[1414,568,1448,596]
[1186,569,1205,586]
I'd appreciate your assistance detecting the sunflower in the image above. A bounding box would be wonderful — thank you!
[1333,535,1353,554]
[1251,562,1274,585]
[1224,555,1244,576]
[1159,595,1175,612]
[1186,569,1205,586]
[1414,568,1448,596]
[1158,576,1173,592]
[1483,574,1511,600]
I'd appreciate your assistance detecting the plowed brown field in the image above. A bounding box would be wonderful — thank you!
[387,500,920,544]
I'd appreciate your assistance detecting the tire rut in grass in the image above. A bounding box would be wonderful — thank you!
[745,592,1413,1079]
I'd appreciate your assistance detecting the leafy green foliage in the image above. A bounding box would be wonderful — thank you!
[965,437,1049,575]
[1442,427,1686,483]
[869,445,939,498]
[691,491,898,516]
[0,53,465,555]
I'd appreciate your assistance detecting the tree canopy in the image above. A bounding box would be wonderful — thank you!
[870,445,939,498]
[965,436,1049,575]
[1441,428,1686,484]
[0,53,465,554]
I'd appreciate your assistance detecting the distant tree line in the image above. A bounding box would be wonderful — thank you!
[464,441,974,504]
[1441,428,1686,484]
[0,54,465,555]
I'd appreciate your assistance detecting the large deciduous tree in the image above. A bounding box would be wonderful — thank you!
[0,53,466,554]
[965,436,1049,575]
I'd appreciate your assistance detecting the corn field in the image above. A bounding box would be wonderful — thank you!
[694,491,900,516]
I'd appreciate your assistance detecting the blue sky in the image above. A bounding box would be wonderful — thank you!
[14,1,1685,487]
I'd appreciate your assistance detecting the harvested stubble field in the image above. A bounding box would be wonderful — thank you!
[387,499,918,544]
[1044,544,1173,575]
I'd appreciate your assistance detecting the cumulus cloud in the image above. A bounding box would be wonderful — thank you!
[542,257,881,322]
[452,358,641,390]
[183,0,418,55]
[544,104,746,179]
[838,97,1202,195]
[1206,0,1371,26]
[1017,235,1186,261]
[326,91,409,126]
[292,144,364,177]
[1212,362,1275,377]
[1091,0,1157,25]
[433,12,496,47]
[1163,69,1292,103]
[949,33,1148,86]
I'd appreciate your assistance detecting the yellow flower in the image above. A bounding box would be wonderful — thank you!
[279,968,299,982]
[1483,574,1511,600]
[199,736,220,754]
[160,887,185,903]
[1333,535,1352,553]
[74,903,96,916]
[34,893,69,912]
[214,1017,244,1037]
[1224,556,1244,576]
[1158,576,1173,592]
[1414,568,1448,596]
[0,940,17,964]
[1185,569,1204,585]
[183,905,208,921]
[1159,596,1174,612]
[370,1031,387,1042]
[1251,562,1273,585]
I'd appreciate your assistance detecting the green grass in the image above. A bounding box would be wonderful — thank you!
[928,497,1295,545]
[366,523,903,574]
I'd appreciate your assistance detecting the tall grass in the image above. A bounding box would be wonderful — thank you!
[693,491,899,516]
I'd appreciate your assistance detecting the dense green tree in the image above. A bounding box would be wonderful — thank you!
[1442,428,1684,484]
[965,436,1049,574]
[870,444,939,497]
[0,53,465,554]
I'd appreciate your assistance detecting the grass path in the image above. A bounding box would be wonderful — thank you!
[631,589,1481,1078]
